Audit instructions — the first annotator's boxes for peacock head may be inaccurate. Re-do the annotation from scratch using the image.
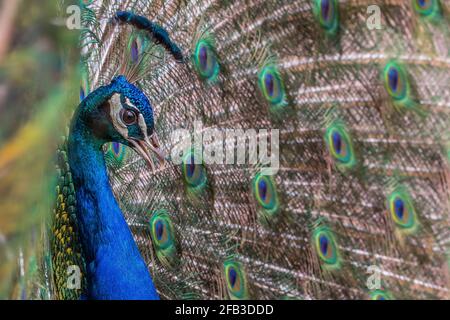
[87,75,165,170]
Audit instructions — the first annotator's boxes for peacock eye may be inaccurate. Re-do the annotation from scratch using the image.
[387,188,418,232]
[413,0,440,18]
[370,290,392,300]
[149,210,178,267]
[313,0,339,35]
[324,122,356,169]
[194,39,219,82]
[258,64,287,110]
[253,174,279,214]
[313,226,340,268]
[384,63,407,101]
[182,151,207,190]
[120,109,138,125]
[223,261,248,300]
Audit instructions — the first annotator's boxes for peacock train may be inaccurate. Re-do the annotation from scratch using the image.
[0,0,449,300]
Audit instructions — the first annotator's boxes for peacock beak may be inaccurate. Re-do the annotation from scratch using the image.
[128,133,166,171]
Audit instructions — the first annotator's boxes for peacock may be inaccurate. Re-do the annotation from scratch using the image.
[13,0,450,300]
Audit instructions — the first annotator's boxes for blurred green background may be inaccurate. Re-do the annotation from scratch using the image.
[0,0,80,298]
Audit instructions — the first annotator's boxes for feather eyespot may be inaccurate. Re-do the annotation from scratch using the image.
[182,151,207,190]
[193,39,220,82]
[131,39,139,63]
[370,290,393,300]
[151,217,172,249]
[413,0,441,18]
[382,61,422,112]
[223,261,248,300]
[313,0,339,35]
[108,142,126,162]
[325,122,356,169]
[127,32,148,64]
[384,62,409,102]
[112,142,121,155]
[252,173,279,217]
[313,227,339,267]
[258,65,287,110]
[387,188,418,232]
[149,210,177,267]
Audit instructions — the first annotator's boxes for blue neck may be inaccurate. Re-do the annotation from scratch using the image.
[67,84,159,300]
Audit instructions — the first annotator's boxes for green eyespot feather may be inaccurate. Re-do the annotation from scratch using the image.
[258,64,288,110]
[182,150,207,191]
[128,32,150,64]
[312,225,340,269]
[193,36,220,83]
[252,173,280,222]
[223,261,249,300]
[313,0,340,35]
[413,0,441,20]
[383,60,415,109]
[106,142,127,164]
[387,186,418,233]
[324,121,356,169]
[370,289,393,300]
[149,209,177,267]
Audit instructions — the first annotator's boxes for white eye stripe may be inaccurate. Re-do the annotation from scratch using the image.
[125,97,139,112]
[110,94,125,126]
[109,93,129,138]
[138,113,148,137]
